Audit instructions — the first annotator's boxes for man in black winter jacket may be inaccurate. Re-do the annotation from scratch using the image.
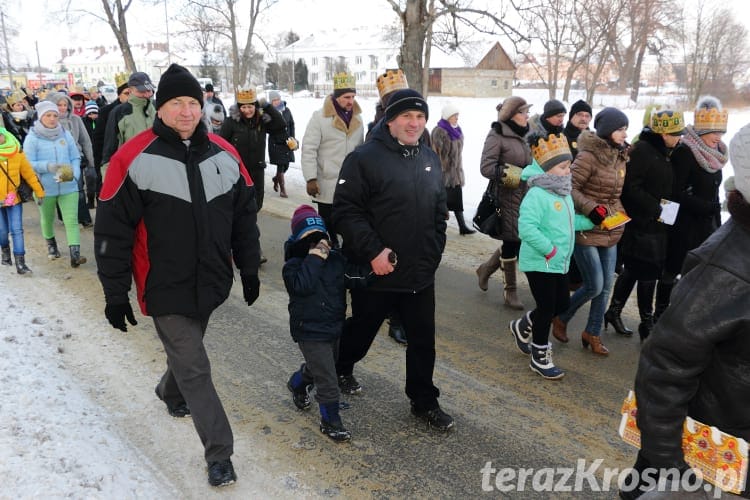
[94,64,260,488]
[332,88,454,432]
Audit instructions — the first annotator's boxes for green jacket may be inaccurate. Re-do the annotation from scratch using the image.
[518,160,594,274]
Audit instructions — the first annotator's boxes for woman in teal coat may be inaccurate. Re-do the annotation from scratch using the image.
[509,133,593,380]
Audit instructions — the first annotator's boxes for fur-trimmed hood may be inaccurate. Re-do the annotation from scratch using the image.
[322,95,363,136]
[577,130,629,165]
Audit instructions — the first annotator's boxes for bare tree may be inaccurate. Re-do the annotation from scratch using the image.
[61,0,138,72]
[680,1,750,104]
[607,0,678,102]
[182,0,278,91]
[386,0,528,95]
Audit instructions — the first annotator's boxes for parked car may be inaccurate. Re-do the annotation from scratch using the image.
[100,84,117,104]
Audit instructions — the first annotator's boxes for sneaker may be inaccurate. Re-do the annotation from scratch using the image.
[154,386,191,418]
[287,381,312,411]
[207,459,237,487]
[411,404,455,431]
[320,419,352,442]
[530,343,565,380]
[337,374,362,395]
[509,311,532,355]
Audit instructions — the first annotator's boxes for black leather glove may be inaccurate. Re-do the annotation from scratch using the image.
[105,302,138,332]
[241,274,260,306]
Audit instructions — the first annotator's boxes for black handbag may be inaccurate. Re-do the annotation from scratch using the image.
[473,166,503,239]
[0,161,34,203]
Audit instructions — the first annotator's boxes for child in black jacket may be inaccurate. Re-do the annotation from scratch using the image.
[282,205,368,442]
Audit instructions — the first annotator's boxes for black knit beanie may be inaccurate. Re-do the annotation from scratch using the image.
[155,63,204,110]
[384,89,429,122]
[569,99,592,119]
[594,107,629,139]
[541,99,566,120]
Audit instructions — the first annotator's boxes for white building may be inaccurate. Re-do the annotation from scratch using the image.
[276,27,400,96]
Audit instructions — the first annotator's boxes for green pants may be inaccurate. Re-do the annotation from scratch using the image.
[38,192,80,246]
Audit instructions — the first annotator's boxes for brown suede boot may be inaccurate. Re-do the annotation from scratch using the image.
[551,317,569,343]
[581,331,609,356]
[501,257,524,310]
[476,248,502,291]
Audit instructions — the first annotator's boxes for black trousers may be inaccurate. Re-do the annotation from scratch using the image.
[153,315,233,463]
[525,272,570,346]
[336,285,440,410]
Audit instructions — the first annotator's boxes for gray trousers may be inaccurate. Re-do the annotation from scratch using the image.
[153,315,233,463]
[298,339,340,404]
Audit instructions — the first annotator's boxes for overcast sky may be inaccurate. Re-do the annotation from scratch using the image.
[7,0,750,69]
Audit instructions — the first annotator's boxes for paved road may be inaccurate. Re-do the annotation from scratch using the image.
[20,186,658,499]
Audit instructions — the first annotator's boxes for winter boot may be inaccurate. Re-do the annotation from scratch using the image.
[69,245,87,268]
[501,258,524,310]
[46,238,61,259]
[605,268,636,336]
[337,374,362,395]
[14,255,31,275]
[319,402,351,442]
[530,343,564,380]
[287,365,312,410]
[476,249,502,291]
[637,280,657,342]
[654,278,675,323]
[388,314,407,345]
[581,331,609,355]
[278,171,288,198]
[1,246,11,266]
[455,211,475,235]
[509,310,532,354]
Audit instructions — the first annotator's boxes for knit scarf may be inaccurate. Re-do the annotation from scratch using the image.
[0,129,19,157]
[332,98,353,127]
[680,125,728,173]
[32,119,64,140]
[437,118,463,140]
[504,119,530,138]
[527,172,572,196]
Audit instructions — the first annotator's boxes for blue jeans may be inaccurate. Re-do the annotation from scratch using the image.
[558,244,617,336]
[0,204,25,255]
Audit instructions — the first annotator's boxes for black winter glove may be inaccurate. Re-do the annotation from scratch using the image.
[105,302,138,332]
[241,274,260,306]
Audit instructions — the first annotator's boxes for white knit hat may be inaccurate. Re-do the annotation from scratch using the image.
[729,123,750,200]
[441,102,460,121]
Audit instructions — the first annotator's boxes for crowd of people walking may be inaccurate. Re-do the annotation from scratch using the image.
[1,67,744,498]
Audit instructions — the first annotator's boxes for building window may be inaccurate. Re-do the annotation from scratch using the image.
[312,57,318,66]
[355,56,362,65]
[491,79,498,88]
[504,80,509,89]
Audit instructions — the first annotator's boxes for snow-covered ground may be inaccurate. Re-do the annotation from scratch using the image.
[1,89,748,496]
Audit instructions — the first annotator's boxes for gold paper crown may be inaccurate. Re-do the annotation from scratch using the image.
[236,88,257,104]
[376,69,408,99]
[651,110,685,135]
[114,72,128,88]
[694,107,728,133]
[531,133,572,169]
[333,72,356,91]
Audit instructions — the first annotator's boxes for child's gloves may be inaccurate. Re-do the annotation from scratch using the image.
[309,239,330,260]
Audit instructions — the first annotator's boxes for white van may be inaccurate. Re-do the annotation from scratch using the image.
[197,77,213,91]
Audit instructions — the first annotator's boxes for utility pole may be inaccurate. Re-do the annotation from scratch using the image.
[164,0,171,64]
[1,12,13,90]
[35,41,44,90]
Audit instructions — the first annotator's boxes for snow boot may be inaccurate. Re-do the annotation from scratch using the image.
[319,402,351,442]
[509,310,532,354]
[530,343,564,380]
[15,255,31,275]
[69,245,87,268]
[476,248,501,291]
[46,238,61,259]
[1,246,11,266]
[286,364,312,410]
[637,280,657,342]
[501,257,524,310]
